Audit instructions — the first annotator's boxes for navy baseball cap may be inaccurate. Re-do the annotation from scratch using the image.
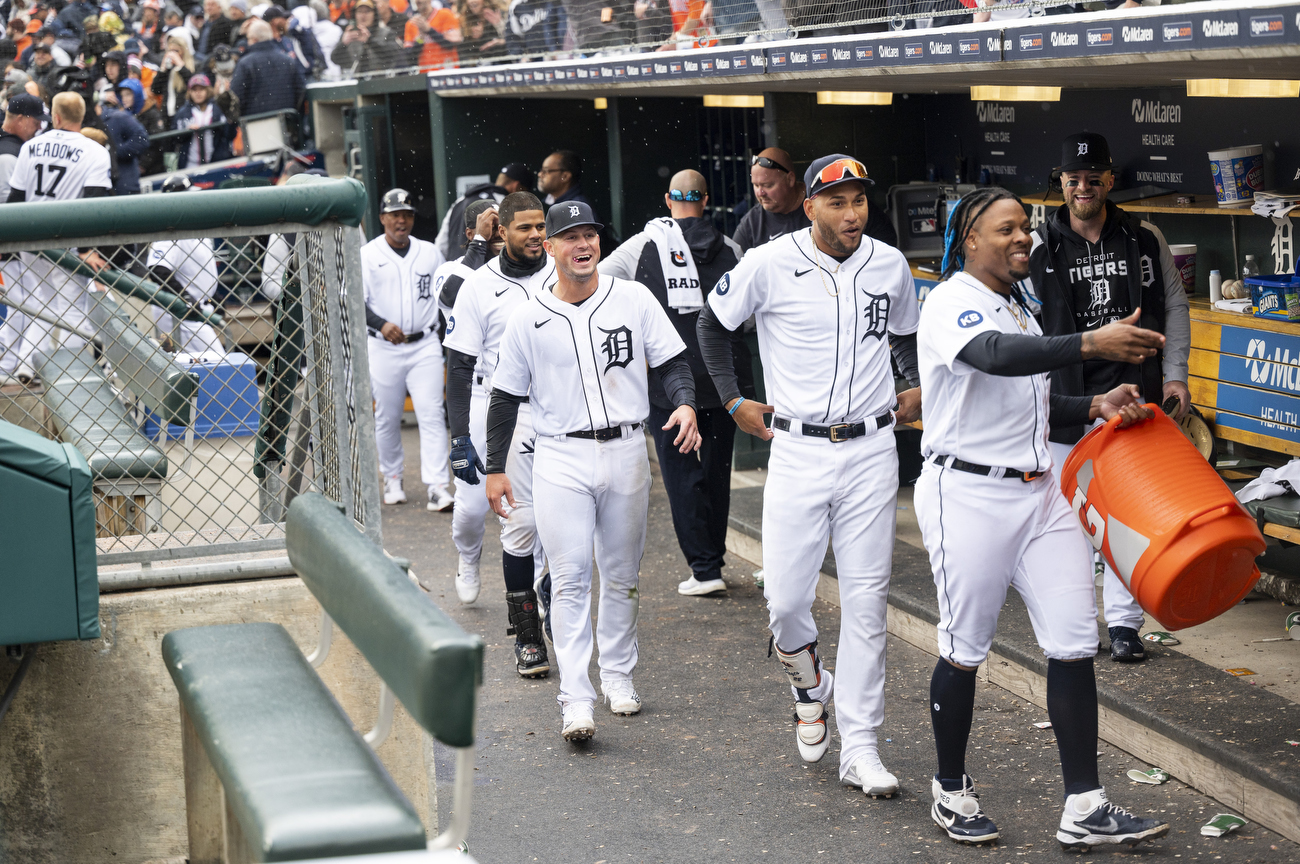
[499,161,533,186]
[7,94,48,121]
[545,200,602,236]
[804,153,874,197]
[1058,132,1113,173]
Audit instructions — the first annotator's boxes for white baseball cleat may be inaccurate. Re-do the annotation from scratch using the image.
[454,554,480,604]
[794,697,831,763]
[678,576,727,596]
[1056,788,1169,850]
[561,702,596,742]
[382,476,406,505]
[602,678,642,715]
[844,749,899,799]
[427,486,454,512]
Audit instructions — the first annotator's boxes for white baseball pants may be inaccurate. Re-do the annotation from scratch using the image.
[453,387,543,564]
[0,258,28,376]
[150,307,224,356]
[1049,440,1146,631]
[5,253,92,373]
[369,335,450,493]
[914,461,1100,669]
[532,431,650,709]
[761,423,898,781]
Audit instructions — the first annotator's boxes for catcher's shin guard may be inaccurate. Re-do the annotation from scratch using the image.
[774,641,831,763]
[506,590,550,678]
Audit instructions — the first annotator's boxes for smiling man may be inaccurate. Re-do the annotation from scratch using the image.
[697,154,921,799]
[484,201,701,742]
[1023,132,1190,664]
[442,192,555,679]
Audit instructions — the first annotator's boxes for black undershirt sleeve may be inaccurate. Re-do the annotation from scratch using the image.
[364,303,387,332]
[955,330,1083,377]
[485,387,526,474]
[890,331,920,388]
[147,266,184,298]
[696,303,743,406]
[6,188,24,203]
[82,186,111,198]
[1049,393,1095,427]
[651,350,696,409]
[461,238,488,270]
[439,240,489,309]
[446,349,476,439]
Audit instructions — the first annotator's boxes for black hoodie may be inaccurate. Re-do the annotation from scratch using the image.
[1030,200,1169,445]
[600,216,755,410]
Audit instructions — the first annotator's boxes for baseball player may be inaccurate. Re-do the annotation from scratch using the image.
[4,92,113,382]
[362,188,453,511]
[1028,132,1190,664]
[443,191,555,678]
[915,186,1169,849]
[484,200,701,742]
[144,174,224,356]
[434,199,507,328]
[697,154,921,798]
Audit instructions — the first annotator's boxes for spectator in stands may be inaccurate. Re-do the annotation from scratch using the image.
[27,43,62,95]
[151,29,197,125]
[880,0,971,30]
[7,19,31,61]
[405,0,461,70]
[227,0,249,38]
[197,0,236,59]
[229,19,306,116]
[97,11,129,50]
[134,0,164,52]
[57,0,96,39]
[24,28,71,68]
[123,75,170,176]
[562,0,632,52]
[0,39,17,72]
[99,49,127,87]
[83,15,118,62]
[332,0,403,73]
[329,0,356,23]
[163,5,188,38]
[172,73,234,167]
[455,0,507,62]
[265,4,323,73]
[504,0,565,56]
[96,85,150,194]
[375,0,409,33]
[298,2,344,79]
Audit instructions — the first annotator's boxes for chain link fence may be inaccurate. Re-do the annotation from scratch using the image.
[0,178,381,567]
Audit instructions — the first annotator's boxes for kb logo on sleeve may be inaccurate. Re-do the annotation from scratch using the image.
[599,325,635,372]
[957,310,983,328]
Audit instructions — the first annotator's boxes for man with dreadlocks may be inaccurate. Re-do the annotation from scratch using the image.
[914,186,1172,850]
[1027,132,1191,665]
[698,154,921,799]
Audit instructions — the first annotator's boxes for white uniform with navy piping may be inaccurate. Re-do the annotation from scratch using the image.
[914,271,1100,669]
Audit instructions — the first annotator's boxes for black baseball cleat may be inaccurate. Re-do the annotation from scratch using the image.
[1109,626,1146,663]
[1057,788,1170,850]
[515,641,550,678]
[931,775,1000,844]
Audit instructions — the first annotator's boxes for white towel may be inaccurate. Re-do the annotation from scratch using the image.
[644,218,704,314]
[1237,458,1300,503]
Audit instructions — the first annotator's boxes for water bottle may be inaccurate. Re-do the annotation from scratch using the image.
[1242,255,1260,279]
[1209,270,1222,302]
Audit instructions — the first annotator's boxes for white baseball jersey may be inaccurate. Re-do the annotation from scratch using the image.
[917,271,1052,473]
[493,275,687,436]
[8,129,112,199]
[361,235,442,334]
[707,229,919,425]
[433,255,476,318]
[443,255,556,381]
[147,237,219,304]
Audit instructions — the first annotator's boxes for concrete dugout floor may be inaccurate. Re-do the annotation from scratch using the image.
[382,428,1297,863]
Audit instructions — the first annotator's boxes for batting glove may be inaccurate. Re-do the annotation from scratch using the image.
[449,436,486,485]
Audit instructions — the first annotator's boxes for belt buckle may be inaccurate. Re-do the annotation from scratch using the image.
[1022,471,1037,483]
[828,423,852,443]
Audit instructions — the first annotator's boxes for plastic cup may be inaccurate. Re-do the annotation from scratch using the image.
[1169,244,1197,294]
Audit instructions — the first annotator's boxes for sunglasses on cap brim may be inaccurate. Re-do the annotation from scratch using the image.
[813,158,868,187]
[669,189,704,202]
[751,155,790,174]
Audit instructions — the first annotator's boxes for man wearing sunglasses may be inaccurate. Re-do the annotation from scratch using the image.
[599,169,756,598]
[698,153,922,799]
[1025,132,1190,665]
[734,147,898,255]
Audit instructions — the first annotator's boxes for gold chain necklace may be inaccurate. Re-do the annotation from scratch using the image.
[811,239,843,298]
[982,285,1028,332]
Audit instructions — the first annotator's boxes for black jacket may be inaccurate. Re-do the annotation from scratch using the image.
[1031,201,1168,445]
[228,40,307,117]
[600,216,755,410]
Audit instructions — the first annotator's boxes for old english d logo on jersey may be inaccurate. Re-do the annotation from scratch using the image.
[599,325,635,372]
[861,292,889,341]
[417,273,432,300]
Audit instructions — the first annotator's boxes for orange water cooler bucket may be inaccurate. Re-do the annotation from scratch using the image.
[1059,407,1265,631]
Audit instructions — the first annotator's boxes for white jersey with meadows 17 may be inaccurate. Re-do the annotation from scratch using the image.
[706,228,918,425]
[917,271,1052,474]
[7,129,112,200]
[492,275,687,437]
[443,255,556,383]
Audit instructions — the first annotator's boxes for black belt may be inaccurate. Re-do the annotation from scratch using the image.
[772,412,891,443]
[368,324,436,343]
[566,422,640,442]
[932,455,1044,482]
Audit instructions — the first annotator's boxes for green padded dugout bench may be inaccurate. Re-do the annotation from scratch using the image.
[0,418,99,644]
[162,493,484,862]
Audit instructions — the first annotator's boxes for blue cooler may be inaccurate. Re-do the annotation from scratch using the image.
[143,352,261,440]
[1249,262,1300,322]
